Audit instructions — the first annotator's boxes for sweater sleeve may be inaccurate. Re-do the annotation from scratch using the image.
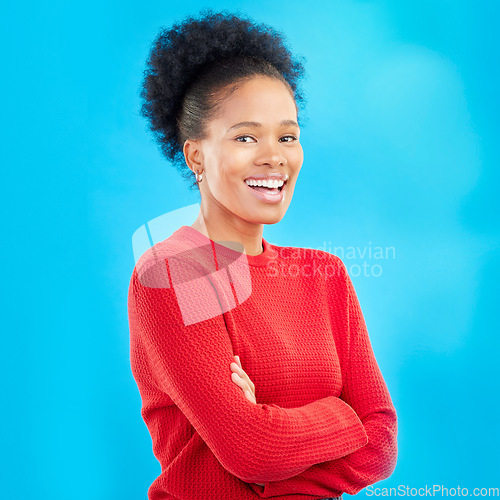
[129,257,369,484]
[250,257,398,497]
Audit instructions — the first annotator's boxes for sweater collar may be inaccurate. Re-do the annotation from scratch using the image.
[174,225,278,267]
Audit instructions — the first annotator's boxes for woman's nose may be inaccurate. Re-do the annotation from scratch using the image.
[256,141,287,166]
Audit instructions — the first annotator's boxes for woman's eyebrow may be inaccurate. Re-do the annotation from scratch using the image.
[227,119,299,132]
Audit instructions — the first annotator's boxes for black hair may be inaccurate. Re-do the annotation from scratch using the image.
[139,9,307,191]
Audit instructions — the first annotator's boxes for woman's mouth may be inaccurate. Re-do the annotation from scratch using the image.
[243,179,287,204]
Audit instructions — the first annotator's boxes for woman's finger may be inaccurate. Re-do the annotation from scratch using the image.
[231,358,257,403]
[234,357,255,392]
[245,389,256,404]
[232,374,255,403]
[230,362,254,392]
[231,368,256,402]
[231,371,251,393]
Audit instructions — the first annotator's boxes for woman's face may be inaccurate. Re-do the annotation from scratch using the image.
[185,75,303,228]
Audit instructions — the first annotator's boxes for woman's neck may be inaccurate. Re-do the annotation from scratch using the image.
[190,217,264,256]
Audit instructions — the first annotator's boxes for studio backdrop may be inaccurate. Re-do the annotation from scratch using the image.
[1,1,498,499]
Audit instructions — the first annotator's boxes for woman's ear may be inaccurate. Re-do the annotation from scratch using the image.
[183,139,203,174]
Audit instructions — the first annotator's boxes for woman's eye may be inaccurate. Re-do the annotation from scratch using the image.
[280,135,298,143]
[235,136,256,143]
[235,135,298,143]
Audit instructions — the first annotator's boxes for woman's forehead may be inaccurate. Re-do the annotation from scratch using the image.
[209,77,298,129]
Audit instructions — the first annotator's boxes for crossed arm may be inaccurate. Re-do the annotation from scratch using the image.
[228,258,398,496]
[130,254,397,492]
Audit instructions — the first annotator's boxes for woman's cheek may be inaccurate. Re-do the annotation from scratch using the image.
[288,145,304,170]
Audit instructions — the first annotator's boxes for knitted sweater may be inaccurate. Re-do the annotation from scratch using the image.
[128,225,398,500]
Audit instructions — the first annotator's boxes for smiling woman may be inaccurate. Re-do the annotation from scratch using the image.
[183,75,303,226]
[129,8,397,500]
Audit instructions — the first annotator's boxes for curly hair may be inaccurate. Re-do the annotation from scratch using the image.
[139,9,307,191]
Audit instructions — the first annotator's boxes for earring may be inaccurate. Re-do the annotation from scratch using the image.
[195,169,203,183]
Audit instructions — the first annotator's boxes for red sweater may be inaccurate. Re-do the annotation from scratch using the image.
[128,225,397,500]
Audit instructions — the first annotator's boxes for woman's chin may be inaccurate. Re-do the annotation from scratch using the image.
[241,210,288,226]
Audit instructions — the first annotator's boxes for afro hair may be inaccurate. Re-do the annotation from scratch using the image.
[139,9,307,190]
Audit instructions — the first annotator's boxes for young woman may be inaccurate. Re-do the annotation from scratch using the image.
[128,10,398,500]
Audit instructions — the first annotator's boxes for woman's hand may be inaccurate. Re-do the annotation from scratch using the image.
[230,355,265,487]
[230,355,257,404]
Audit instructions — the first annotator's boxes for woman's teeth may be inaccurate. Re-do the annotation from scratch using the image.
[243,177,287,202]
[245,179,284,189]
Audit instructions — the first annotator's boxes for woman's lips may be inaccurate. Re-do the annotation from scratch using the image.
[243,180,287,204]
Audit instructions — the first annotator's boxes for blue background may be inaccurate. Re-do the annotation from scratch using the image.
[2,1,499,498]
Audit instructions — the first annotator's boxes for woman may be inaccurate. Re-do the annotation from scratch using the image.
[128,9,398,500]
